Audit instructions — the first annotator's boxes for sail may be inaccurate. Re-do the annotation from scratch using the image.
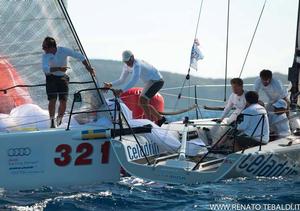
[0,0,111,124]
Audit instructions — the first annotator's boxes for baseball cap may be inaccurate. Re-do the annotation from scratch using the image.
[273,99,287,109]
[122,50,133,62]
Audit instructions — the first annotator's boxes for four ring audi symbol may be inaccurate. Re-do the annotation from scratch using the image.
[7,147,31,157]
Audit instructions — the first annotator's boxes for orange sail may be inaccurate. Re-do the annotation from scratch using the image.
[0,58,32,114]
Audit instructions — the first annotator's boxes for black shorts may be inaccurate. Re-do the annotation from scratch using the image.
[141,79,164,100]
[46,75,69,101]
[236,134,265,148]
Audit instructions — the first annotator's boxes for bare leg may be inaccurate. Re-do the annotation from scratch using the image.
[48,99,56,119]
[138,96,162,120]
[58,99,67,118]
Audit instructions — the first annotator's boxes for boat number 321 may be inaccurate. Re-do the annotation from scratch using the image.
[54,142,110,166]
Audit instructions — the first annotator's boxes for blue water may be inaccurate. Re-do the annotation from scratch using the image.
[0,176,299,210]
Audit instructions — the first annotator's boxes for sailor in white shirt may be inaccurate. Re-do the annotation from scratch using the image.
[268,99,291,138]
[42,37,95,128]
[254,69,288,109]
[236,91,269,150]
[220,78,246,124]
[104,50,166,126]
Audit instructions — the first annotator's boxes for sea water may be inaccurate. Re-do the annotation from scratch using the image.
[0,176,299,210]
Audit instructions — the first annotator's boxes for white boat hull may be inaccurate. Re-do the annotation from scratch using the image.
[0,128,121,189]
[111,136,300,184]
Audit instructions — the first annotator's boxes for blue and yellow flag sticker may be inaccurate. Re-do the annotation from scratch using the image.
[81,129,108,140]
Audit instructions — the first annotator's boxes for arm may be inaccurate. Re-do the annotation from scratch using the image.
[221,94,234,119]
[203,106,225,111]
[111,67,129,87]
[237,113,249,132]
[276,79,288,99]
[50,67,68,72]
[42,55,50,75]
[121,64,141,91]
[62,47,95,75]
[63,47,85,62]
[42,54,68,74]
[82,60,95,76]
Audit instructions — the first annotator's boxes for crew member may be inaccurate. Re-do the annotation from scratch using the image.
[104,50,166,126]
[42,37,95,128]
[236,91,270,150]
[268,99,290,139]
[254,69,288,110]
[219,78,246,124]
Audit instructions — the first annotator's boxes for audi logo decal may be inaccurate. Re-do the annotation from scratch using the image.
[7,147,31,157]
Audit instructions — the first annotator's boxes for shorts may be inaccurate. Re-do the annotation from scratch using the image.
[141,79,164,100]
[235,134,266,148]
[46,74,69,101]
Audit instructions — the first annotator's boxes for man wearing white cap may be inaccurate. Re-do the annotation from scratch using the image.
[268,99,291,139]
[104,50,166,126]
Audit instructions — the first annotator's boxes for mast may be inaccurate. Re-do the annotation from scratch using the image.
[296,0,300,50]
[224,0,230,102]
[288,0,300,108]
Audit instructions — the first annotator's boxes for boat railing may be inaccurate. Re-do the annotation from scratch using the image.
[192,113,266,170]
[234,113,266,152]
[66,87,152,164]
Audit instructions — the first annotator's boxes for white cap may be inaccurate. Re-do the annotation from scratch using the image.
[122,50,133,62]
[273,99,287,109]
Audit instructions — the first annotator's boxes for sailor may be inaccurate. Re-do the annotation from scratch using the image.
[268,99,291,139]
[204,78,246,145]
[42,37,95,128]
[254,69,288,110]
[218,78,246,124]
[236,91,270,150]
[104,50,166,126]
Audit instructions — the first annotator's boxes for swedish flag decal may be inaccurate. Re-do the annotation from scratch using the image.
[81,129,107,140]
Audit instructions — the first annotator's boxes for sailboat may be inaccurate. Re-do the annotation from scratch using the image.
[0,0,138,189]
[110,1,300,184]
[0,0,299,189]
[0,0,190,190]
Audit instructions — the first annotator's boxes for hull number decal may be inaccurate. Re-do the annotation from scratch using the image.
[54,142,110,166]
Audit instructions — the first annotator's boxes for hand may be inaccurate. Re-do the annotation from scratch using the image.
[87,66,96,77]
[212,118,223,123]
[60,67,68,72]
[104,82,112,89]
[203,105,208,109]
[50,67,68,72]
[114,89,123,97]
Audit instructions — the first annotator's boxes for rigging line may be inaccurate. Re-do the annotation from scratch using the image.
[238,0,267,78]
[194,85,199,119]
[149,0,205,137]
[57,0,105,105]
[176,0,204,101]
[188,78,191,117]
[224,0,230,102]
[160,91,225,103]
[161,83,255,91]
[193,0,204,39]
